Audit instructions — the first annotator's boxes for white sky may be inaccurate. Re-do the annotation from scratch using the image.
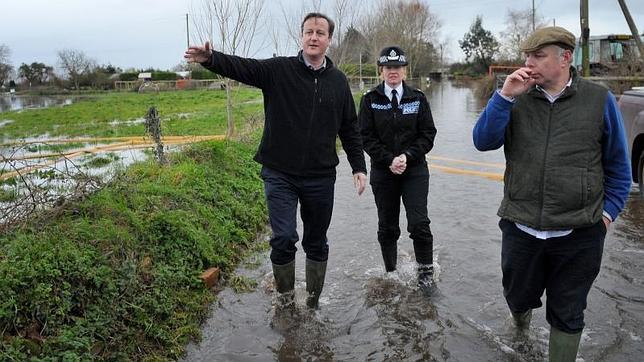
[1,0,643,72]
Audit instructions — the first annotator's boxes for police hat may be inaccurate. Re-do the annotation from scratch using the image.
[520,26,576,52]
[377,46,408,66]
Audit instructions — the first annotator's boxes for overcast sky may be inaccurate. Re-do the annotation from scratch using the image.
[2,0,643,72]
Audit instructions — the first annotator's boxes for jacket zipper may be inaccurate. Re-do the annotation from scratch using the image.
[301,77,318,169]
[538,102,554,227]
[393,95,399,154]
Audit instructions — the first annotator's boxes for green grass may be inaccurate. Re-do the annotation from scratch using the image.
[0,88,264,139]
[0,139,268,360]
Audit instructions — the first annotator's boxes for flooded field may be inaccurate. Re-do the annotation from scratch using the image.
[0,94,76,113]
[182,80,643,361]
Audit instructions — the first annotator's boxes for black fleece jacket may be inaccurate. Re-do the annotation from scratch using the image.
[201,50,366,177]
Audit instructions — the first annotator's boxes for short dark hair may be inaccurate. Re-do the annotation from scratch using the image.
[301,12,335,37]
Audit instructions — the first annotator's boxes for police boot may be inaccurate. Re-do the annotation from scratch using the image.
[511,309,532,330]
[548,327,582,362]
[272,260,295,307]
[305,258,327,309]
[417,263,436,295]
[380,244,397,272]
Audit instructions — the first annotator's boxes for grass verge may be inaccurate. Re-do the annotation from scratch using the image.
[0,138,268,360]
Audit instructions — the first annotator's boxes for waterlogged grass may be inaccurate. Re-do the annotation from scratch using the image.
[24,142,87,153]
[82,153,120,168]
[0,88,264,139]
[0,139,268,360]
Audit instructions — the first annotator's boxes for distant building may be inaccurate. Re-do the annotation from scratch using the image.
[138,72,152,81]
[573,34,644,75]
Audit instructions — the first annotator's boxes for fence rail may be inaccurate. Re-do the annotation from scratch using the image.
[114,79,227,91]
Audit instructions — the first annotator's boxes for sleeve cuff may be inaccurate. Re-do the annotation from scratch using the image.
[496,90,516,103]
[602,210,613,222]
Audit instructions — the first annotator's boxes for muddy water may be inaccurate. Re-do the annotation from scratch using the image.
[183,81,644,361]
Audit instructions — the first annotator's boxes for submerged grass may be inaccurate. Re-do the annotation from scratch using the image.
[0,139,268,360]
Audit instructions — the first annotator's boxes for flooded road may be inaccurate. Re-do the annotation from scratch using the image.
[183,81,643,361]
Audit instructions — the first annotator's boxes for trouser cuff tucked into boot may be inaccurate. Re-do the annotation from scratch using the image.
[305,258,327,309]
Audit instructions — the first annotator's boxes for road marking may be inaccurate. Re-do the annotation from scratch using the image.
[430,164,504,181]
[429,155,505,169]
[426,155,505,181]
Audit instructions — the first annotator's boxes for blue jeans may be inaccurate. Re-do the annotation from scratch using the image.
[261,166,336,265]
[499,218,606,333]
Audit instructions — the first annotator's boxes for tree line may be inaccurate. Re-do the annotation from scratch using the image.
[0,0,543,92]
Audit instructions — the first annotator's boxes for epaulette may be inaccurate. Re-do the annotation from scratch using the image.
[413,88,425,95]
[363,88,377,96]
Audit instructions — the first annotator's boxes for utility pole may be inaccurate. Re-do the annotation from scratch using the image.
[532,0,535,31]
[617,0,644,62]
[580,0,590,77]
[186,13,190,48]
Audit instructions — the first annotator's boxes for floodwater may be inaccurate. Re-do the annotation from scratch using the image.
[0,94,74,113]
[183,81,644,361]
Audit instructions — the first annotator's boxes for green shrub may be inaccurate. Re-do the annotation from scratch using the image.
[191,70,219,80]
[0,139,267,360]
[152,72,178,81]
[119,73,138,81]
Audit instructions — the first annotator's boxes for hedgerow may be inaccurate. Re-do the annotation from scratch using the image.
[0,139,267,360]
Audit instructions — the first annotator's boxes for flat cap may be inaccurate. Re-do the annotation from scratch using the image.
[520,26,576,52]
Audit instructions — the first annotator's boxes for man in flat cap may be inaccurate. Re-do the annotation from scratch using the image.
[473,26,631,361]
[359,46,437,293]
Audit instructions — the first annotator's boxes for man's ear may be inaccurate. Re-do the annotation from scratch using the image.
[563,49,573,63]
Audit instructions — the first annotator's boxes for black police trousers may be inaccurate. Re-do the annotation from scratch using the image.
[370,163,433,265]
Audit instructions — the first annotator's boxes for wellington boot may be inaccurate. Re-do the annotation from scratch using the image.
[272,261,295,308]
[548,327,582,362]
[417,264,436,296]
[511,309,532,330]
[305,258,327,309]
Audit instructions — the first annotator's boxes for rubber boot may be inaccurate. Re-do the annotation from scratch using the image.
[511,309,532,330]
[272,260,295,307]
[380,244,397,272]
[305,258,327,309]
[417,263,436,295]
[548,327,582,362]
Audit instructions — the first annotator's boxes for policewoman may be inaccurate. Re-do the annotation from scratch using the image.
[358,46,437,290]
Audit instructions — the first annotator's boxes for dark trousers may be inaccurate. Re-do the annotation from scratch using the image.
[261,166,336,265]
[499,218,606,333]
[370,164,433,265]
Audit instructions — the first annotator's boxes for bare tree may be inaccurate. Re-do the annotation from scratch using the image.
[0,44,13,88]
[499,8,546,62]
[278,0,322,53]
[191,0,265,137]
[359,0,441,77]
[57,49,94,90]
[328,0,358,66]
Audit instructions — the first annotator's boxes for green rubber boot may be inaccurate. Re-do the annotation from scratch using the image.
[272,260,295,307]
[305,258,327,309]
[548,327,582,362]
